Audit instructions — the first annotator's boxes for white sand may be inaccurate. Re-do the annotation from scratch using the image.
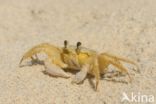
[0,0,156,104]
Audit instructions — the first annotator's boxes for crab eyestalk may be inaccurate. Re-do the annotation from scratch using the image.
[76,42,81,54]
[64,40,68,48]
[63,40,69,53]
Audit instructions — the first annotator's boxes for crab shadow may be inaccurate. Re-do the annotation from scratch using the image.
[86,72,128,91]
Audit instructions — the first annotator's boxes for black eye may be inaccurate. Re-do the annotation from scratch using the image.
[77,42,81,48]
[64,40,68,48]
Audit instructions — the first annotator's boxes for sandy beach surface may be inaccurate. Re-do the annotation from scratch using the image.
[0,0,156,104]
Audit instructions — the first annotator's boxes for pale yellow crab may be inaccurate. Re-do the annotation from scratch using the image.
[19,40,139,90]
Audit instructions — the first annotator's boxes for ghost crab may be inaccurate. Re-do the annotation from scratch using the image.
[19,40,139,90]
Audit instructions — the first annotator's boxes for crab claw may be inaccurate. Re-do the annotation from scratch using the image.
[72,64,89,84]
[44,59,70,78]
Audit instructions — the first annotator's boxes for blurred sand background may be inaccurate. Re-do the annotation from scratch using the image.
[0,0,156,104]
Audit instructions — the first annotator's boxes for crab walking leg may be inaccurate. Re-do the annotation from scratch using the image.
[44,59,70,78]
[72,64,89,84]
[98,55,110,74]
[100,53,140,72]
[109,60,132,82]
[92,59,100,90]
[19,43,67,68]
[19,43,50,65]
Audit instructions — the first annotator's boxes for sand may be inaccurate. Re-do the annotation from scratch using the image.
[0,0,156,104]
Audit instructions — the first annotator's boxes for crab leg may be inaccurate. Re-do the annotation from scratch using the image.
[92,59,100,90]
[100,53,140,72]
[19,43,67,68]
[98,53,140,82]
[109,60,132,82]
[19,43,51,65]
